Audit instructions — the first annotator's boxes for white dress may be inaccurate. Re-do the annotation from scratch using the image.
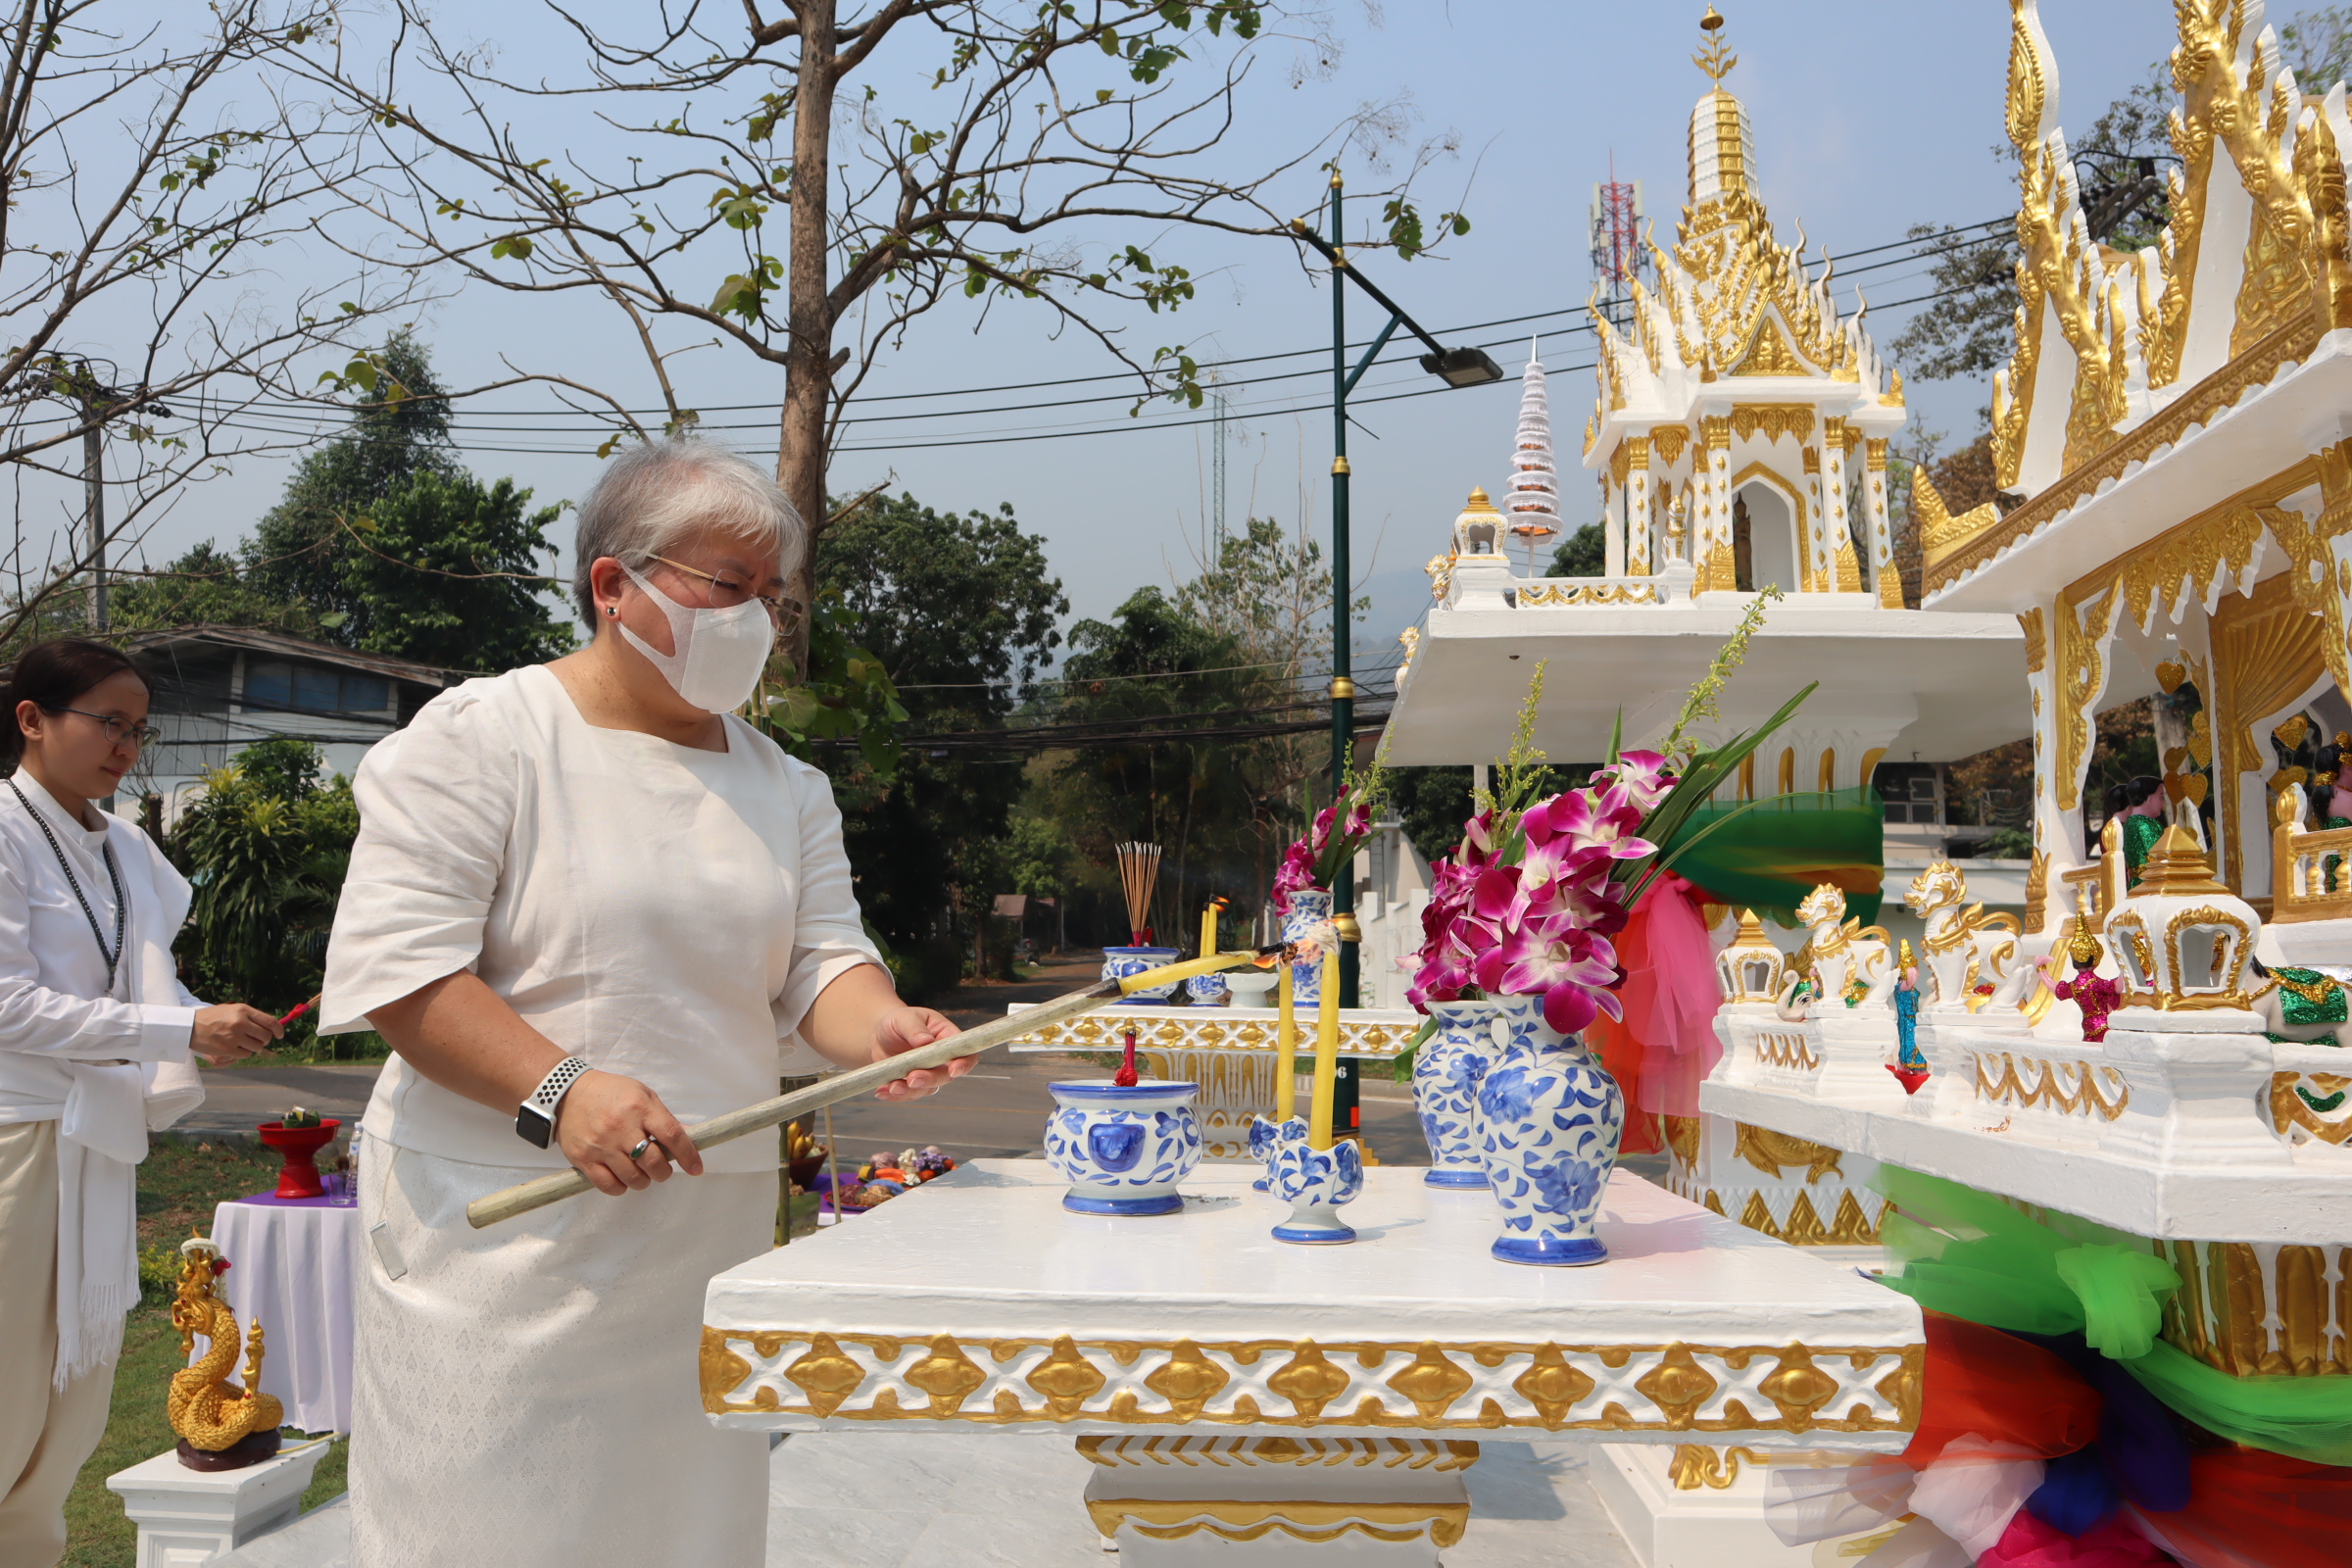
[320,666,881,1568]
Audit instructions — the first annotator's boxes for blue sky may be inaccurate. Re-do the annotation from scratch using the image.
[91,0,2178,687]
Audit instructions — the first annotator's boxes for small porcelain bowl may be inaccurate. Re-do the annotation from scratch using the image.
[1101,946,1183,1003]
[1266,1116,1364,1245]
[1044,1080,1202,1215]
[1225,969,1279,1007]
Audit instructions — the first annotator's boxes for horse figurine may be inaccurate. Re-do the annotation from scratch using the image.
[1791,884,1895,1008]
[1904,860,2031,1014]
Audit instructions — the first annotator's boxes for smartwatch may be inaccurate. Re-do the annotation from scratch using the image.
[515,1055,592,1149]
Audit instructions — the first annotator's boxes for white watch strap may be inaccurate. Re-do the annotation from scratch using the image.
[527,1055,592,1117]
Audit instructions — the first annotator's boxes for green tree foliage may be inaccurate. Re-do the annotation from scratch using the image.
[1387,765,1477,865]
[108,542,322,638]
[799,492,1066,995]
[1546,522,1605,578]
[171,739,366,1059]
[337,470,573,670]
[1044,587,1272,943]
[246,329,458,622]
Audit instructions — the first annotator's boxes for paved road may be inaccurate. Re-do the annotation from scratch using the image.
[177,954,1434,1167]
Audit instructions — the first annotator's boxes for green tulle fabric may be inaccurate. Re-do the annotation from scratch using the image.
[1875,1166,2352,1465]
[1665,785,1886,929]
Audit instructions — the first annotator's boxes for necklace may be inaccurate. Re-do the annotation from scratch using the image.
[8,778,126,993]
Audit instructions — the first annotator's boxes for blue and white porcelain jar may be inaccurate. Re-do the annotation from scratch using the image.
[1477,993,1624,1266]
[1044,1080,1202,1215]
[1413,999,1499,1188]
[1264,1116,1363,1245]
[1186,968,1231,1006]
[1247,1113,1281,1192]
[1281,888,1334,1004]
[1101,945,1182,1003]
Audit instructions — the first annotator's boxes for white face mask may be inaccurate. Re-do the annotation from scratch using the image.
[614,562,775,714]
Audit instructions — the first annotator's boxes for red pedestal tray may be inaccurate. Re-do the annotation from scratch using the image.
[257,1119,341,1200]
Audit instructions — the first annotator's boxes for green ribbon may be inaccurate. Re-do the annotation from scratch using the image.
[1876,1166,2352,1466]
[1664,785,1886,929]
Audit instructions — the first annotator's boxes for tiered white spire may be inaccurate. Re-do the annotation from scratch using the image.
[1502,339,1560,571]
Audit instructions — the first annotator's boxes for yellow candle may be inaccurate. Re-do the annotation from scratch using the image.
[1275,961,1298,1122]
[1308,950,1341,1149]
[1201,904,1218,959]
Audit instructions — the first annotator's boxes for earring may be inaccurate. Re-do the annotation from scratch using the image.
[606,606,617,616]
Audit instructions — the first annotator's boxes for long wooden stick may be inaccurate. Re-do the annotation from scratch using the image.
[465,949,1267,1229]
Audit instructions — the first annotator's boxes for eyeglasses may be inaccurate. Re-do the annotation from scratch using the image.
[45,706,160,749]
[646,555,806,637]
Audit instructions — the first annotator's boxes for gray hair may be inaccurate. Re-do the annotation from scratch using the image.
[571,438,806,623]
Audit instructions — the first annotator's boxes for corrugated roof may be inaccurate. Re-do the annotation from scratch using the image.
[120,625,460,688]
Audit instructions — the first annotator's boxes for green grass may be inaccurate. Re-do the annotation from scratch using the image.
[65,1134,349,1568]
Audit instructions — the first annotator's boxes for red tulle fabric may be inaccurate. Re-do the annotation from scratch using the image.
[1983,1512,2169,1567]
[1612,873,1723,1116]
[1907,1312,2103,1466]
[2129,1448,2352,1568]
[1581,1013,1661,1153]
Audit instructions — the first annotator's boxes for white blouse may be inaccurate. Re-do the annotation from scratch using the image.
[0,771,201,1127]
[320,665,882,1173]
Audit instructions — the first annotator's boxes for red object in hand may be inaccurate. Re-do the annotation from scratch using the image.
[1113,1027,1140,1088]
[276,993,321,1027]
[257,1118,341,1200]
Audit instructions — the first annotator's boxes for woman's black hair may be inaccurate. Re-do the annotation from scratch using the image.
[1,638,145,770]
[2308,738,2352,822]
[2102,775,2163,819]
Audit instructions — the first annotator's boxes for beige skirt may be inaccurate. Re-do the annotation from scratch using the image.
[350,1132,776,1568]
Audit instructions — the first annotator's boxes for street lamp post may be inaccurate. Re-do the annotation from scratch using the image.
[1293,170,1502,1137]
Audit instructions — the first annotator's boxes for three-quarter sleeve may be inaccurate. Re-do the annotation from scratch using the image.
[0,839,190,1060]
[320,686,518,1034]
[770,759,883,1038]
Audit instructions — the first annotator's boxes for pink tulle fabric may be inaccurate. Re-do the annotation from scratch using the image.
[1980,1512,2170,1568]
[1612,872,1723,1114]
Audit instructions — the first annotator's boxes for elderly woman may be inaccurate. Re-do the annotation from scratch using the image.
[319,441,966,1566]
[0,639,278,1567]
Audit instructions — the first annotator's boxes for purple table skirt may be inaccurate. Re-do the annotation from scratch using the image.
[228,1181,357,1208]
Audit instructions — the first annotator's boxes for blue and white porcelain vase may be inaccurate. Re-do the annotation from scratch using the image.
[1101,945,1182,1003]
[1413,999,1499,1189]
[1044,1080,1202,1215]
[1247,1113,1281,1192]
[1186,968,1231,1006]
[1265,1116,1363,1245]
[1281,888,1334,1004]
[1477,993,1623,1266]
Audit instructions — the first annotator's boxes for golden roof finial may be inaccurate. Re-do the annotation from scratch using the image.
[1694,7,1737,83]
[1464,485,1496,511]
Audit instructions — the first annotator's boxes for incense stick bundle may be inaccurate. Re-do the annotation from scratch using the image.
[1114,841,1162,946]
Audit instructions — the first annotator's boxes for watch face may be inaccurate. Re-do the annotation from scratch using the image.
[515,1104,554,1149]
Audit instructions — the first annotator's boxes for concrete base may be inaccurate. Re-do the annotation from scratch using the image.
[107,1441,328,1567]
[1588,1445,1839,1568]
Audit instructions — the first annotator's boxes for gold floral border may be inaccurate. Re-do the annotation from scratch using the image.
[701,1329,1924,1437]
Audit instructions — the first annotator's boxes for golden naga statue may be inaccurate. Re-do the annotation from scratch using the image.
[169,1237,283,1468]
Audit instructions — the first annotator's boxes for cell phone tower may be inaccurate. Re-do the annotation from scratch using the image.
[1590,165,1648,336]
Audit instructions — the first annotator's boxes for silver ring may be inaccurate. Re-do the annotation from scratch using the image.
[628,1137,655,1161]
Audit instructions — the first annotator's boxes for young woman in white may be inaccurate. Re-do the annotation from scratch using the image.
[320,440,969,1567]
[0,639,280,1568]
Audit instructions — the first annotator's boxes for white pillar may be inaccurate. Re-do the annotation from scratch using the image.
[1697,416,1732,592]
[1864,437,1900,606]
[1820,418,1853,592]
[108,1443,330,1568]
[1626,437,1653,576]
[1603,470,1626,578]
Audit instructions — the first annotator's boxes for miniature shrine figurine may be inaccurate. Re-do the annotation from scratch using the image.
[2300,732,2352,886]
[169,1238,283,1470]
[2250,956,2352,1048]
[2105,776,2167,886]
[2041,927,2121,1043]
[1773,973,1815,1022]
[1886,941,1930,1094]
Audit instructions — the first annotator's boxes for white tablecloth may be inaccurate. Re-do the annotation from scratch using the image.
[201,1194,361,1434]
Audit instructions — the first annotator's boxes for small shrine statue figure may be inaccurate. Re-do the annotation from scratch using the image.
[2105,776,2168,886]
[2041,927,2121,1044]
[169,1237,283,1470]
[2301,731,2352,887]
[1886,941,1929,1094]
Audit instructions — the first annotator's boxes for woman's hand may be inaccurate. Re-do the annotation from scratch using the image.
[192,1004,283,1065]
[557,1069,705,1195]
[870,1005,970,1102]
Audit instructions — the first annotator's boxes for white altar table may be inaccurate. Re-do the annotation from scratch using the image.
[702,1159,1921,1563]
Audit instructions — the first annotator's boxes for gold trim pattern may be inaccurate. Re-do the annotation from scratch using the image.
[1734,1122,1843,1183]
[1731,404,1814,444]
[1974,1052,2130,1121]
[1515,581,1664,608]
[2018,607,2047,673]
[1651,424,1690,468]
[1008,1010,1408,1059]
[1086,1495,1468,1547]
[1078,1436,1480,1470]
[2159,1237,2352,1378]
[701,1330,1925,1435]
[2270,1071,2352,1147]
[1751,1029,1818,1071]
[2052,584,2120,812]
[1936,312,2321,595]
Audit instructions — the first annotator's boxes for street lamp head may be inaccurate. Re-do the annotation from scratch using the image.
[1419,346,1506,389]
